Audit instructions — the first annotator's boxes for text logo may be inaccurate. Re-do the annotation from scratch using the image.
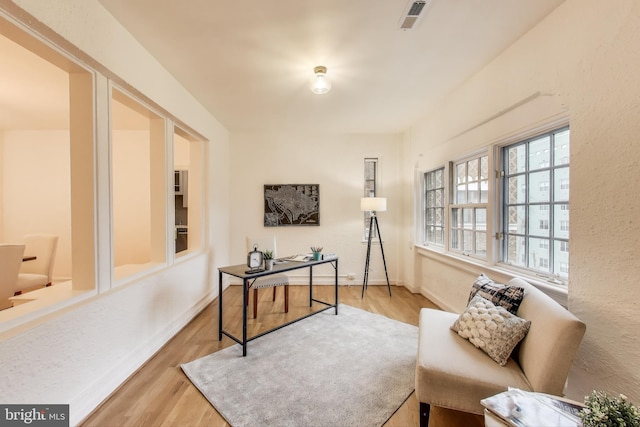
[1,405,69,427]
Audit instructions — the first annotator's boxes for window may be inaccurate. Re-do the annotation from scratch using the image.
[363,158,378,240]
[424,167,445,246]
[450,155,489,258]
[501,127,570,279]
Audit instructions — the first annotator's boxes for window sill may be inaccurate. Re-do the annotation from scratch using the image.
[414,244,568,307]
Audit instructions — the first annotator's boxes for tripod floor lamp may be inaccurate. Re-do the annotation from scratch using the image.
[361,197,391,298]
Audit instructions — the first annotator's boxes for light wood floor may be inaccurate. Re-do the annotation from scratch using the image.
[80,285,484,427]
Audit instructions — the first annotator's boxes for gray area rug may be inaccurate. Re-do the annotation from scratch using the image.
[181,304,418,427]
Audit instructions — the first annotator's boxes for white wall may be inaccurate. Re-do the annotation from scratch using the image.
[402,0,640,404]
[0,1,230,425]
[230,131,401,286]
[2,130,72,278]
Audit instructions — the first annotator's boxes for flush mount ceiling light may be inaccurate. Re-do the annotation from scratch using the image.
[310,65,332,95]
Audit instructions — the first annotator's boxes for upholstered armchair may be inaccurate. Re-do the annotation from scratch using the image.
[415,277,586,427]
[0,244,25,309]
[15,234,58,293]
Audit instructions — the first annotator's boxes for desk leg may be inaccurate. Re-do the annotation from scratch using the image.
[242,278,248,356]
[309,265,313,307]
[218,270,223,340]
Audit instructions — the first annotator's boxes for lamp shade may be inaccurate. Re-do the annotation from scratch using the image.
[361,197,387,212]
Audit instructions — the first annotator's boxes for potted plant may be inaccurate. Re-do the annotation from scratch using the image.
[263,250,275,270]
[311,246,323,261]
[579,390,640,427]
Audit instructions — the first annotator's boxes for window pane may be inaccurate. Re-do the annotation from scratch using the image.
[554,204,570,239]
[435,207,443,226]
[475,231,487,256]
[463,230,474,252]
[451,229,461,250]
[554,240,569,279]
[468,158,478,182]
[507,144,526,174]
[475,208,487,231]
[529,136,550,170]
[529,171,550,203]
[480,156,489,180]
[554,166,569,202]
[456,184,467,204]
[468,181,479,203]
[456,163,466,184]
[462,208,473,230]
[508,206,526,235]
[435,168,443,187]
[480,179,489,203]
[506,235,526,267]
[554,129,570,166]
[529,237,550,272]
[451,208,461,228]
[529,205,550,237]
[435,189,443,206]
[508,175,526,204]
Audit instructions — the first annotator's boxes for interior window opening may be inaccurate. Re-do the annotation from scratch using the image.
[0,15,96,323]
[111,88,166,282]
[173,127,204,256]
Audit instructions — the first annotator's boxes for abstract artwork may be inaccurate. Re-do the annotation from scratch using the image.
[264,184,320,226]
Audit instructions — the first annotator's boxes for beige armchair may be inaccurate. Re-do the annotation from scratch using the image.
[415,278,586,427]
[15,234,58,293]
[0,244,25,309]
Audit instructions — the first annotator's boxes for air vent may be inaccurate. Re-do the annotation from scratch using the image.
[399,0,431,30]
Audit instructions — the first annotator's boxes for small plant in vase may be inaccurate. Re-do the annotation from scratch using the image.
[262,250,274,270]
[579,390,640,427]
[311,246,323,261]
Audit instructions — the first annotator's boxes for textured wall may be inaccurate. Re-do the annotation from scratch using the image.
[403,0,640,404]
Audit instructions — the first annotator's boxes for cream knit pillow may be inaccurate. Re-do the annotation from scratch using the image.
[451,295,531,366]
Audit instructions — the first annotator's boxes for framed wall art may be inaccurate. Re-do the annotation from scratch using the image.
[264,184,320,226]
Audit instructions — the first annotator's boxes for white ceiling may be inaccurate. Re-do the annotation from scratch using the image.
[0,0,565,134]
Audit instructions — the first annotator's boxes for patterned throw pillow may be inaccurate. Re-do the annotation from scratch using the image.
[451,295,531,366]
[468,273,525,315]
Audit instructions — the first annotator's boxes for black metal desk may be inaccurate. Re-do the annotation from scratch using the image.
[218,256,339,356]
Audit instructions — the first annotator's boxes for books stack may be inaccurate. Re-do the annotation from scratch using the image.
[481,388,584,427]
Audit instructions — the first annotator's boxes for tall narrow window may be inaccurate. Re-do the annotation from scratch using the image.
[450,155,489,258]
[501,127,570,280]
[363,158,378,240]
[424,167,445,246]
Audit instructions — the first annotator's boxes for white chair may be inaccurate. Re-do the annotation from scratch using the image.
[15,234,58,293]
[0,244,26,309]
[246,236,289,319]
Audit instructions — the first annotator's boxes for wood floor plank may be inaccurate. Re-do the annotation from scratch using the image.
[80,285,483,427]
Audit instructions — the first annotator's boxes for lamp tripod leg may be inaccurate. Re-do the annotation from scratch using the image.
[374,216,392,297]
[362,215,374,299]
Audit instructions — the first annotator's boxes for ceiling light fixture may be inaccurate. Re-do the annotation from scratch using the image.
[310,65,331,95]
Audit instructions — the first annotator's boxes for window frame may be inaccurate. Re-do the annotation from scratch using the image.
[363,157,379,241]
[423,167,446,247]
[449,154,490,260]
[499,126,570,282]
